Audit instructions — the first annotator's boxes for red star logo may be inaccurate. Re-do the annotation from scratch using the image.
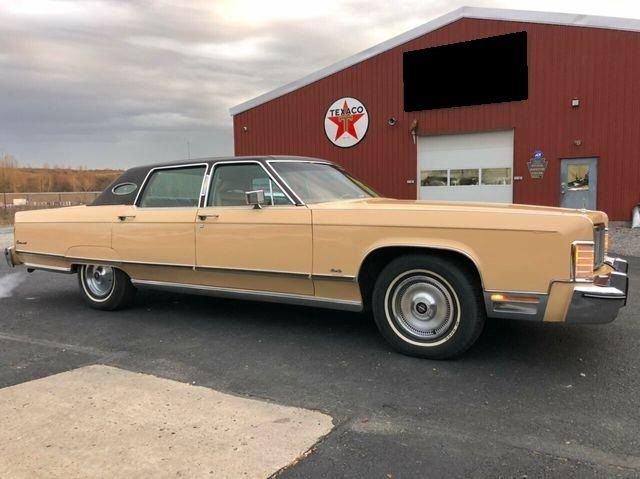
[328,100,365,141]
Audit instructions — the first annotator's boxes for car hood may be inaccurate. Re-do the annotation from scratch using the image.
[311,198,608,225]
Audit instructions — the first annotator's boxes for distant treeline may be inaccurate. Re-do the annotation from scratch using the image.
[0,154,122,193]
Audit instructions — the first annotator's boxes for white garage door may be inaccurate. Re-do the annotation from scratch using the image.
[418,130,514,203]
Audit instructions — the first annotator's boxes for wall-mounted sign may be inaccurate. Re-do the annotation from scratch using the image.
[527,150,548,179]
[324,97,369,148]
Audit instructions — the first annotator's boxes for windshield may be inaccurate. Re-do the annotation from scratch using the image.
[271,162,378,204]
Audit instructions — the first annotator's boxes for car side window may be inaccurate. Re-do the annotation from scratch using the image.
[139,166,206,208]
[208,163,292,207]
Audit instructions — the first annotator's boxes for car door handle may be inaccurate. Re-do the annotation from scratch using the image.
[118,215,136,221]
[198,214,219,221]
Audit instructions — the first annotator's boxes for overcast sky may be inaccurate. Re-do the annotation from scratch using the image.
[1,0,639,169]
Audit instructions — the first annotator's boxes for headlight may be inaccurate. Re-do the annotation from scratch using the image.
[572,241,594,280]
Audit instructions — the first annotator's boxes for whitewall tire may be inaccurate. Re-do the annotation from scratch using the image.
[372,254,485,359]
[78,264,136,311]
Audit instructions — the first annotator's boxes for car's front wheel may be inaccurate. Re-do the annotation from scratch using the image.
[372,254,485,359]
[78,264,136,310]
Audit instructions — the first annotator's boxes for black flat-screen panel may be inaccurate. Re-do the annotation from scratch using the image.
[403,31,528,112]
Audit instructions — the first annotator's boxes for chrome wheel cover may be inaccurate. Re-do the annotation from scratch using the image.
[82,265,115,300]
[386,270,460,344]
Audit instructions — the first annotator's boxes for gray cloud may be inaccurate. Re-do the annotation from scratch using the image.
[0,0,638,168]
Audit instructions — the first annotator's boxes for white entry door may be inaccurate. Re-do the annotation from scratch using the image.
[418,130,514,203]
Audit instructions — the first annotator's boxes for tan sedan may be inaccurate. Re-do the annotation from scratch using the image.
[4,156,629,358]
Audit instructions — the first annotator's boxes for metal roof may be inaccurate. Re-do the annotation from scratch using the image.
[229,6,640,116]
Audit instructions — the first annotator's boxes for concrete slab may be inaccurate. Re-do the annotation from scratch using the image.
[0,365,333,478]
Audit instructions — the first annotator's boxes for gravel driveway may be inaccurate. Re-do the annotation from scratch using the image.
[609,224,640,257]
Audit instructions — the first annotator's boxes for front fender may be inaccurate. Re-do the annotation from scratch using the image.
[357,240,485,288]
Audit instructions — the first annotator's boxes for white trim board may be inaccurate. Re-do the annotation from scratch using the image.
[230,6,640,116]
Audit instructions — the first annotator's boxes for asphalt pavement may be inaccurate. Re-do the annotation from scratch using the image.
[1,256,639,478]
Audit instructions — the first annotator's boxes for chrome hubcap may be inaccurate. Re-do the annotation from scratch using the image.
[390,273,456,340]
[83,265,114,298]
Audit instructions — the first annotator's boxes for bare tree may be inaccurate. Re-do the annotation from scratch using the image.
[0,153,18,169]
[0,153,18,192]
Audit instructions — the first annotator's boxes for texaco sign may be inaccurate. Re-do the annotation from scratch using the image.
[324,97,369,148]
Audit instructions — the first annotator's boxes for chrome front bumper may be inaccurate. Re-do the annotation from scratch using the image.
[4,247,15,268]
[566,258,629,324]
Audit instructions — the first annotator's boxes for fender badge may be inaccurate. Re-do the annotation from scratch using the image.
[16,241,27,246]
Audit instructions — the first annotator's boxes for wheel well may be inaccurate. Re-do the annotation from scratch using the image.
[358,246,483,311]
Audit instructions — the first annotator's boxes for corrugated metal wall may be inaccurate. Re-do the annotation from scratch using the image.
[233,18,640,220]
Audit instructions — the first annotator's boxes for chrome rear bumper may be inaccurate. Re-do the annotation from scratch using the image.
[4,247,15,268]
[566,258,629,324]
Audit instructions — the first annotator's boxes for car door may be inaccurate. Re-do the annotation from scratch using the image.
[112,163,208,278]
[195,161,313,295]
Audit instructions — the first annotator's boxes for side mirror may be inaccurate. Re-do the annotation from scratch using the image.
[245,190,265,209]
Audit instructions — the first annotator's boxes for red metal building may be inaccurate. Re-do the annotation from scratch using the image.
[231,7,640,221]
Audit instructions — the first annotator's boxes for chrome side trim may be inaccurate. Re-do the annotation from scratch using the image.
[312,274,357,282]
[484,288,547,296]
[13,250,356,282]
[117,260,193,269]
[16,250,65,258]
[134,162,210,207]
[196,264,309,279]
[24,263,73,273]
[15,250,194,270]
[131,279,363,312]
[206,160,296,207]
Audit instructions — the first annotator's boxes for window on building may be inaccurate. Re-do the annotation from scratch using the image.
[567,165,589,191]
[421,170,448,186]
[450,169,479,186]
[481,168,512,185]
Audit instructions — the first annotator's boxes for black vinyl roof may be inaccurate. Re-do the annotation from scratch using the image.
[91,155,330,206]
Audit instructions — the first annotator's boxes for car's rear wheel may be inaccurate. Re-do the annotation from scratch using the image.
[372,254,485,359]
[78,264,136,310]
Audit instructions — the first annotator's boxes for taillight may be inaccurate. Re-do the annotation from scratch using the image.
[604,228,609,257]
[573,242,594,280]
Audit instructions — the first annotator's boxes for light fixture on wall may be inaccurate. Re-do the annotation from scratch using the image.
[409,119,419,144]
[571,97,580,108]
[387,117,397,126]
[242,126,249,133]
